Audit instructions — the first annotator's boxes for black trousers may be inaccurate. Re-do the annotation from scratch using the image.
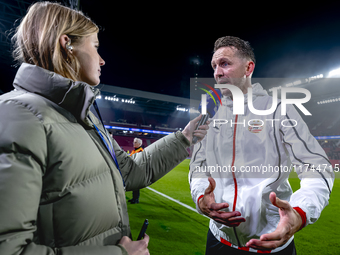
[205,229,296,255]
[132,189,140,200]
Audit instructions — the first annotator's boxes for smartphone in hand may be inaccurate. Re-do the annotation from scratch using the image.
[137,219,149,240]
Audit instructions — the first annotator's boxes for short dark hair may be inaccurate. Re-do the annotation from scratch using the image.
[214,36,256,64]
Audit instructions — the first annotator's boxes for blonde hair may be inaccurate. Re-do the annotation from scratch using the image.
[12,1,99,81]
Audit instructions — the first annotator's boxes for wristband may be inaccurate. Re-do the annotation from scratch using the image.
[293,207,307,230]
[197,194,204,205]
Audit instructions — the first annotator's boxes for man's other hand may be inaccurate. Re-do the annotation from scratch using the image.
[199,177,246,227]
[246,192,303,250]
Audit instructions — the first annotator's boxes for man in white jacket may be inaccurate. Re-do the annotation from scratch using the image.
[189,36,334,254]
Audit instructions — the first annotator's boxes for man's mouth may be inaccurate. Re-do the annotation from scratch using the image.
[217,78,230,84]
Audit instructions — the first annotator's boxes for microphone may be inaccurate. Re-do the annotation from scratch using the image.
[192,89,222,144]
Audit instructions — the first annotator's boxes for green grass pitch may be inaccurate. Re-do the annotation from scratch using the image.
[126,159,340,255]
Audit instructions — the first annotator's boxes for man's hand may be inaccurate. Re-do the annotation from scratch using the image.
[246,192,303,250]
[199,177,246,227]
[182,114,209,145]
[119,235,150,255]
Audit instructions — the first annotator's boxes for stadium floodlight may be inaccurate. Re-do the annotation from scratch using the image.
[104,95,120,102]
[176,106,188,112]
[328,67,340,77]
[316,96,340,104]
[285,80,302,87]
[293,80,302,86]
[307,74,324,83]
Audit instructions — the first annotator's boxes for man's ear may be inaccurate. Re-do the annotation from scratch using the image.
[59,34,71,51]
[245,61,255,77]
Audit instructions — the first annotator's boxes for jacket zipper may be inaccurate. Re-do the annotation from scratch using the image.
[231,114,241,247]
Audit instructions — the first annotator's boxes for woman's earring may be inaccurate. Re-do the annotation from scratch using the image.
[66,41,73,52]
[65,40,73,63]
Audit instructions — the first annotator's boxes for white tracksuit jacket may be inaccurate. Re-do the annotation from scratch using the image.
[189,83,334,253]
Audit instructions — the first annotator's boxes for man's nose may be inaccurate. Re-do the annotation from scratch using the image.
[214,65,223,78]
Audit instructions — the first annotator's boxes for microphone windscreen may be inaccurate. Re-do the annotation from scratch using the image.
[198,89,222,118]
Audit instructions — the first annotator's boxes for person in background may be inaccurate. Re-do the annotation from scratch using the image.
[128,138,144,204]
[130,138,144,156]
[0,2,209,255]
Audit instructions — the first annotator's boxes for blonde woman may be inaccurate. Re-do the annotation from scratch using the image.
[0,2,208,255]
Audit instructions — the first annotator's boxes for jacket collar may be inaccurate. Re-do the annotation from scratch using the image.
[13,63,100,126]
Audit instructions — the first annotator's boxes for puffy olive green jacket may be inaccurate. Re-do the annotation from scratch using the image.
[0,63,190,255]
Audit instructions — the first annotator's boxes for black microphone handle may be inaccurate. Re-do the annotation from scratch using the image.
[192,114,210,144]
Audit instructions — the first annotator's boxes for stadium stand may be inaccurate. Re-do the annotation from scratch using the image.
[97,84,196,157]
[280,77,340,165]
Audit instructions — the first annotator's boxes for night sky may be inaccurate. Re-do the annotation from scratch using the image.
[2,1,340,98]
